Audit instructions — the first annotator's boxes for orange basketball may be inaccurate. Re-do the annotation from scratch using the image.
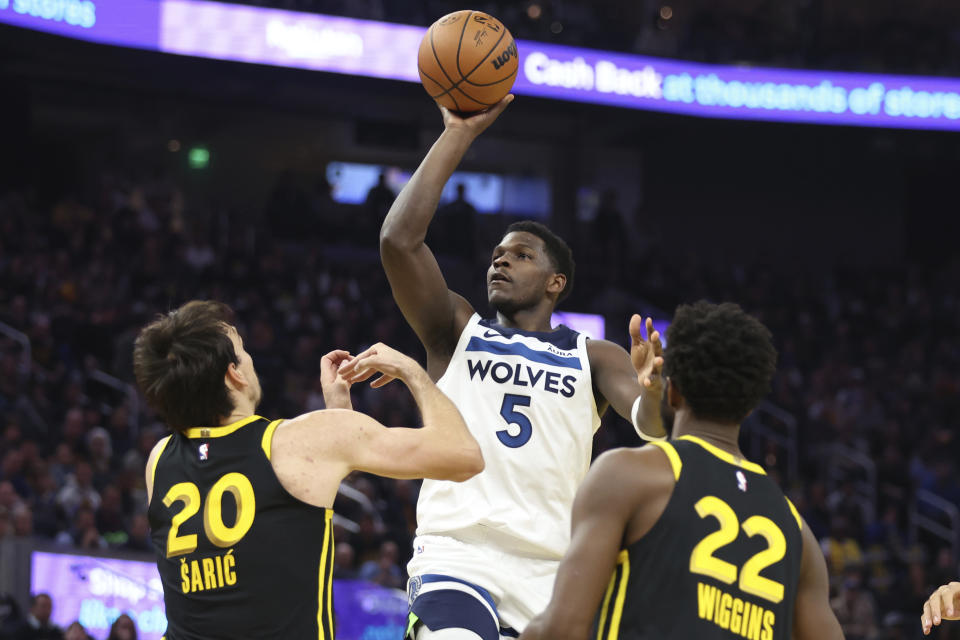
[418,10,519,113]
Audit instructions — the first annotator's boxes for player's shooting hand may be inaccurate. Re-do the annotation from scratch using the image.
[320,349,354,410]
[339,342,421,389]
[440,94,514,138]
[630,315,664,397]
[922,581,960,635]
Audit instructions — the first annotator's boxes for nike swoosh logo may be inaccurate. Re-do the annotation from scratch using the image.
[483,330,500,338]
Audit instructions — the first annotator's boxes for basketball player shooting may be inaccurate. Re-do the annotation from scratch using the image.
[519,302,842,640]
[379,97,667,640]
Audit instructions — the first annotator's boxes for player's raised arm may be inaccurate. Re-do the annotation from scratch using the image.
[379,98,513,369]
[793,518,844,640]
[279,342,484,485]
[588,315,667,440]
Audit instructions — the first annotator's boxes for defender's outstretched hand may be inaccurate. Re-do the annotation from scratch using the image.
[440,94,514,139]
[923,581,960,635]
[320,349,354,410]
[339,342,423,389]
[630,315,664,394]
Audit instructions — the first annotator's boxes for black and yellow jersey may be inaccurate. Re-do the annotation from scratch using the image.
[147,415,334,640]
[594,436,803,640]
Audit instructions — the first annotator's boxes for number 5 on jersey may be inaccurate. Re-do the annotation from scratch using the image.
[498,394,533,447]
[163,472,256,558]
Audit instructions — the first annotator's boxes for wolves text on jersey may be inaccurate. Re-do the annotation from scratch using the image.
[466,359,577,397]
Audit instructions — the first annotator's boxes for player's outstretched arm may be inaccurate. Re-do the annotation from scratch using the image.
[269,344,483,507]
[379,98,512,370]
[520,447,666,640]
[587,315,667,440]
[793,519,844,640]
[922,581,960,634]
[336,342,482,480]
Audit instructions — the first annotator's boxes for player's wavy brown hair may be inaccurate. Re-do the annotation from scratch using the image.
[664,301,777,424]
[133,300,239,432]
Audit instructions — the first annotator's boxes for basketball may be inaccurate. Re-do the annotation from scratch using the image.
[418,10,519,113]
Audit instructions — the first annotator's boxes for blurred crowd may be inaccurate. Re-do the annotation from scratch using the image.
[214,0,960,76]
[0,162,959,640]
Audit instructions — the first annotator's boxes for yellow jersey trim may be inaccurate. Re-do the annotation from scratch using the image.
[608,550,630,640]
[786,498,803,531]
[597,549,631,640]
[649,441,682,481]
[678,435,767,475]
[261,420,283,460]
[596,564,616,640]
[325,512,334,639]
[149,436,172,487]
[318,510,333,639]
[183,415,263,439]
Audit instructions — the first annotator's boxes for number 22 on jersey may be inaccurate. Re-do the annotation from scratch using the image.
[163,472,256,558]
[689,495,787,603]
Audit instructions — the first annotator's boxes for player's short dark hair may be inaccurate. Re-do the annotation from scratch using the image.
[664,301,777,424]
[133,300,239,432]
[505,220,575,302]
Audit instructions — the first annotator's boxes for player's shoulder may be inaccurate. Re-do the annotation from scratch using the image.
[587,445,677,498]
[275,409,359,441]
[145,434,173,502]
[585,337,628,365]
[146,434,172,471]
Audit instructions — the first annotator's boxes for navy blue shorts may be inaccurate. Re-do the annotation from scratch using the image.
[406,574,518,640]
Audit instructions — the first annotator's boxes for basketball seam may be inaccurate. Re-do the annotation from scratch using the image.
[462,65,518,87]
[430,23,461,111]
[455,10,473,80]
[421,64,513,104]
[451,88,498,108]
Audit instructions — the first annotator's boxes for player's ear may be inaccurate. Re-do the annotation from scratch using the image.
[225,362,247,391]
[546,272,566,296]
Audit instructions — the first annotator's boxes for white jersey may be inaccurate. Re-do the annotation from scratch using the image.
[416,313,602,560]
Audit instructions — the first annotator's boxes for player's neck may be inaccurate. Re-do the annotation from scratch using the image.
[221,395,256,426]
[495,307,554,332]
[672,414,744,458]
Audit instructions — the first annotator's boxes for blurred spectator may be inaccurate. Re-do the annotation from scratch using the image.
[106,614,137,640]
[364,171,395,225]
[96,485,127,545]
[62,622,92,640]
[54,506,106,550]
[333,542,358,580]
[435,183,478,261]
[0,593,24,639]
[55,462,100,517]
[85,427,114,490]
[831,565,879,639]
[12,504,33,538]
[358,540,404,589]
[0,483,23,515]
[122,513,151,553]
[13,594,63,640]
[822,514,863,576]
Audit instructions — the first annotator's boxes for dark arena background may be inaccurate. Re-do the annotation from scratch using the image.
[2,1,960,638]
